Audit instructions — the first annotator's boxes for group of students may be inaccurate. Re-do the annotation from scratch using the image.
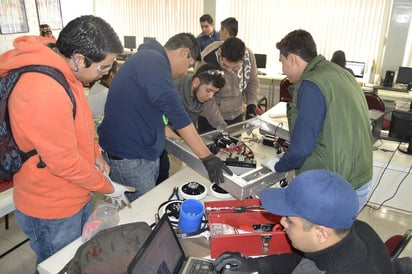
[0,14,410,274]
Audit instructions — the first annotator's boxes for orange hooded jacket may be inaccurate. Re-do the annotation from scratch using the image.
[0,36,112,219]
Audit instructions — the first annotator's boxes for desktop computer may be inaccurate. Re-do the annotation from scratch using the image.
[383,70,395,87]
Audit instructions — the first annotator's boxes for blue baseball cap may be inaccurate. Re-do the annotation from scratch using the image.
[260,170,358,229]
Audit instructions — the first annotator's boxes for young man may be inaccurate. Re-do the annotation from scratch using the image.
[175,63,225,125]
[213,170,394,274]
[197,14,220,51]
[157,63,226,184]
[98,33,232,202]
[87,60,118,129]
[264,29,372,210]
[0,15,133,270]
[198,17,259,133]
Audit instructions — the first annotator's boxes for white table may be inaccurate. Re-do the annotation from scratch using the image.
[38,167,215,274]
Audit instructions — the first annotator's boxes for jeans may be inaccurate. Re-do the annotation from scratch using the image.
[356,179,372,213]
[15,200,92,274]
[104,156,159,202]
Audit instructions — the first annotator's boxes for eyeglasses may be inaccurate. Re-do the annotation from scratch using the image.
[84,56,113,73]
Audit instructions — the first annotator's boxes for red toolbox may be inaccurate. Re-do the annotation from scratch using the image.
[205,199,293,258]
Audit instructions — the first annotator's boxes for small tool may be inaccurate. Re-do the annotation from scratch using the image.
[168,186,180,200]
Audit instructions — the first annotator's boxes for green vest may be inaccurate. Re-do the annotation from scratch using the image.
[287,55,372,189]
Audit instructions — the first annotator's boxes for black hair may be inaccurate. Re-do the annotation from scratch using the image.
[220,17,238,37]
[220,37,245,62]
[164,32,201,62]
[39,24,52,36]
[199,14,214,24]
[193,63,225,89]
[56,15,123,67]
[276,29,317,63]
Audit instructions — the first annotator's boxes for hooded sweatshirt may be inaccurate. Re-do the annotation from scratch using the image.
[0,36,112,219]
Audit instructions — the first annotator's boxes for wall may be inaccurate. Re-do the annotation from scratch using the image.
[380,0,412,81]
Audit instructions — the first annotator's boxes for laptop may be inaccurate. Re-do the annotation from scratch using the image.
[127,214,215,274]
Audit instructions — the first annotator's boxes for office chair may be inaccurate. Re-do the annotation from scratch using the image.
[364,92,385,112]
[385,229,412,262]
[385,229,412,273]
[364,92,390,130]
[279,77,292,103]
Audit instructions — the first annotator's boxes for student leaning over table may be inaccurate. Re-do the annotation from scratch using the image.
[0,15,135,273]
[98,33,233,203]
[263,29,372,212]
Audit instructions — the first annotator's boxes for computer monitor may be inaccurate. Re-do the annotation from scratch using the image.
[346,61,365,78]
[143,37,156,43]
[388,110,412,155]
[396,67,412,88]
[254,54,267,69]
[124,36,137,51]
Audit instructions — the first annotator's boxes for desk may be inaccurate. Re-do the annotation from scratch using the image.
[38,167,216,274]
[257,72,285,108]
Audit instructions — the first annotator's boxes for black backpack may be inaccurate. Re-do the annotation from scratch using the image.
[0,65,76,180]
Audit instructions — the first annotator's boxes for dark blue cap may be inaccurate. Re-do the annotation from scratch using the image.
[260,170,358,229]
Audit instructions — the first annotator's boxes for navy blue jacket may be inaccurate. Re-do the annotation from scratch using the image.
[98,40,191,160]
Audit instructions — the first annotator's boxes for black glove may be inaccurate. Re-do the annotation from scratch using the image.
[213,252,258,274]
[201,154,233,184]
[245,104,257,119]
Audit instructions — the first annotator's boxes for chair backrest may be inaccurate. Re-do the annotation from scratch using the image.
[364,92,385,112]
[279,77,292,103]
[385,229,412,262]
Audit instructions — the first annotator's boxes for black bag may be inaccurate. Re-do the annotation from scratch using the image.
[0,65,76,179]
[60,222,152,274]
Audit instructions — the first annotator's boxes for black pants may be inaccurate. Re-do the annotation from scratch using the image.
[197,114,244,134]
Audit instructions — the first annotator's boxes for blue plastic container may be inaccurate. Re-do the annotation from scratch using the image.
[178,199,204,233]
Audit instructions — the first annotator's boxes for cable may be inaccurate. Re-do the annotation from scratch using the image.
[365,142,399,207]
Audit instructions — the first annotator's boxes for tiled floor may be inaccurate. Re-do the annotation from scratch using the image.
[1,156,411,274]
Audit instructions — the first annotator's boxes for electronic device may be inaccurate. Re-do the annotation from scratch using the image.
[124,35,137,51]
[166,119,287,200]
[383,70,395,87]
[178,181,207,200]
[388,110,412,155]
[210,183,233,199]
[143,37,156,43]
[127,214,214,274]
[346,61,365,78]
[396,67,412,90]
[254,54,267,69]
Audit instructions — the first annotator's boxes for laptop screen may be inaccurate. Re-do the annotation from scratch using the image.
[346,61,365,78]
[128,215,186,274]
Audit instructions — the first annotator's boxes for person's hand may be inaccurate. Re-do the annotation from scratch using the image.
[213,252,258,274]
[245,104,258,119]
[261,156,280,172]
[103,171,136,207]
[201,154,233,184]
[95,156,110,174]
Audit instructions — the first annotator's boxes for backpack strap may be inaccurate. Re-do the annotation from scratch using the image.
[10,65,76,167]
